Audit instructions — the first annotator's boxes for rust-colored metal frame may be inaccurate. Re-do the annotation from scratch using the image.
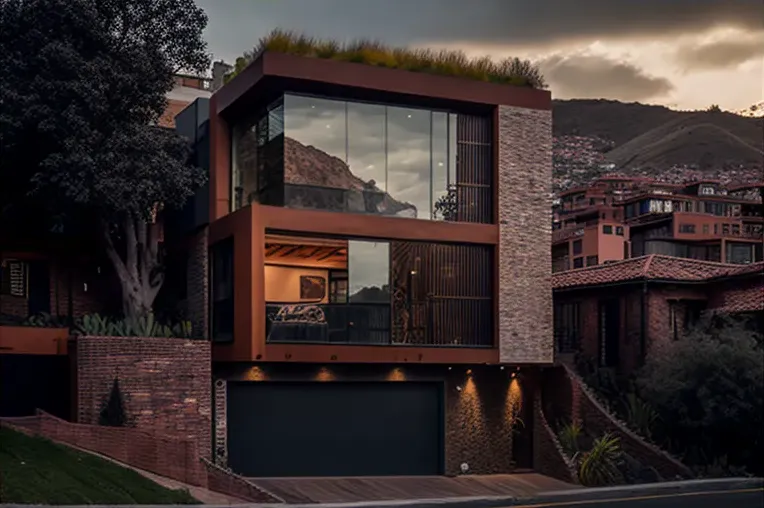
[207,51,552,364]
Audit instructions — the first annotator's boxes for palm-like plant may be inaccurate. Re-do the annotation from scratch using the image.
[557,421,583,458]
[624,393,658,440]
[578,433,624,487]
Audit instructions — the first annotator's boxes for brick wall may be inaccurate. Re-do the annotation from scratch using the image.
[556,365,693,480]
[186,228,209,339]
[2,412,205,486]
[497,105,554,364]
[645,286,706,360]
[75,336,211,459]
[532,390,578,483]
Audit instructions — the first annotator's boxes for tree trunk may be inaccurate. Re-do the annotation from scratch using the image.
[99,214,164,321]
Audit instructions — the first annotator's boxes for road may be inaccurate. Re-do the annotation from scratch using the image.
[512,487,763,507]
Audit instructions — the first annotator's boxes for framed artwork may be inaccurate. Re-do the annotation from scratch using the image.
[300,275,326,301]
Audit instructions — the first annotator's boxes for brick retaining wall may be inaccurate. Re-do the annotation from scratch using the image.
[75,335,212,459]
[532,391,578,484]
[559,365,693,480]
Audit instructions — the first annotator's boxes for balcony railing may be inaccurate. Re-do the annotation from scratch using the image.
[265,299,493,347]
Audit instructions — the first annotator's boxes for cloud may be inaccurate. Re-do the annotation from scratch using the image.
[674,32,764,72]
[197,0,764,53]
[539,54,674,102]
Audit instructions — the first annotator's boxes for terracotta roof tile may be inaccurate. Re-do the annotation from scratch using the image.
[553,255,756,290]
[711,283,764,313]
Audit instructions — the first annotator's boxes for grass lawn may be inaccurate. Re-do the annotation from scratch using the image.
[0,426,199,504]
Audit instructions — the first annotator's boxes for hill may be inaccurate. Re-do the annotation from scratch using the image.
[552,99,764,190]
[0,426,198,504]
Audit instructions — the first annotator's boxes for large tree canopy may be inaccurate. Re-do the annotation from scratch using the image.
[0,0,210,320]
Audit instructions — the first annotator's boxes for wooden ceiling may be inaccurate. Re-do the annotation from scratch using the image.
[264,235,347,267]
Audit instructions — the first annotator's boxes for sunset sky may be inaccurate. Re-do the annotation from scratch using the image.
[195,0,763,112]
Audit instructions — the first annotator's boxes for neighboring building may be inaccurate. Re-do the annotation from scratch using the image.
[552,177,764,272]
[158,74,212,128]
[552,255,764,375]
[171,50,554,477]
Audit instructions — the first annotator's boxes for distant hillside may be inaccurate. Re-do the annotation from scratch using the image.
[552,99,763,190]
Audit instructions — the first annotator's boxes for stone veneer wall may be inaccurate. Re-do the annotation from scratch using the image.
[497,105,554,363]
[214,365,526,475]
[75,336,212,459]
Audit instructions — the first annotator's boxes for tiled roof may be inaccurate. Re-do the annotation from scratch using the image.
[711,283,764,313]
[553,255,759,290]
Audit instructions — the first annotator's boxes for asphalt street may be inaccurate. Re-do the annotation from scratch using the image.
[511,487,764,507]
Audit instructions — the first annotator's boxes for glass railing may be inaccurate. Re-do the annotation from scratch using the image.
[265,298,493,347]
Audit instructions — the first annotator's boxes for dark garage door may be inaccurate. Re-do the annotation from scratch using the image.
[226,381,442,477]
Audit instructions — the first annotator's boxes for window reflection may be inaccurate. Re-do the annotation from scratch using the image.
[347,103,388,215]
[230,94,492,223]
[283,95,347,211]
[231,99,283,211]
[386,107,432,220]
[348,241,390,303]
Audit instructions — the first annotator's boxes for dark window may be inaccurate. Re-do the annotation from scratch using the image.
[702,224,709,234]
[554,302,580,354]
[603,225,613,235]
[586,255,598,266]
[0,259,28,297]
[726,242,753,264]
[615,226,624,236]
[722,224,730,235]
[732,224,741,234]
[714,223,719,234]
[210,238,234,343]
[573,257,584,269]
[573,240,583,255]
[679,224,696,233]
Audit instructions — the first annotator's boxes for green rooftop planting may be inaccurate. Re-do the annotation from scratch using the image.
[225,29,546,89]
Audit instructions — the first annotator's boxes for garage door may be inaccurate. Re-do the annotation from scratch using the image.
[226,381,442,477]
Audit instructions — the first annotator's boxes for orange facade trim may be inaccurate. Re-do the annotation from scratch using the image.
[209,204,500,363]
[0,326,69,355]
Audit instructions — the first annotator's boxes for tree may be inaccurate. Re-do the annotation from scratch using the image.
[99,377,128,427]
[0,0,209,321]
[637,314,764,474]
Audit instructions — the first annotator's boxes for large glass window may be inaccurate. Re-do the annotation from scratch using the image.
[348,241,390,303]
[232,94,492,223]
[231,99,284,211]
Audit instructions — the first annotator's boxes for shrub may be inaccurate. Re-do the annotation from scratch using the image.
[99,378,128,427]
[75,313,193,338]
[637,314,764,475]
[224,28,546,89]
[557,421,583,458]
[578,433,624,487]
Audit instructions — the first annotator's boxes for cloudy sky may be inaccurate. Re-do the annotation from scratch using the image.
[196,0,763,112]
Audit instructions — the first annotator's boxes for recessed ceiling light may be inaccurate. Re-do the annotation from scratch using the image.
[438,162,444,167]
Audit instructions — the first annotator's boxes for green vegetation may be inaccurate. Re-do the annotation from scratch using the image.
[0,426,198,504]
[75,313,193,338]
[225,28,546,89]
[577,433,624,487]
[637,314,764,476]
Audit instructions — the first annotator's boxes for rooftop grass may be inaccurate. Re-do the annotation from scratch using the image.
[0,426,199,505]
[225,28,546,89]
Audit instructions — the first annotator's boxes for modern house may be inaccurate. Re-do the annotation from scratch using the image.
[168,50,554,477]
[552,177,764,272]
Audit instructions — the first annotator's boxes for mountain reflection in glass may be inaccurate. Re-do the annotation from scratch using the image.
[231,93,492,223]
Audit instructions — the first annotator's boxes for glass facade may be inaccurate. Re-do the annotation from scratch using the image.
[231,94,492,223]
